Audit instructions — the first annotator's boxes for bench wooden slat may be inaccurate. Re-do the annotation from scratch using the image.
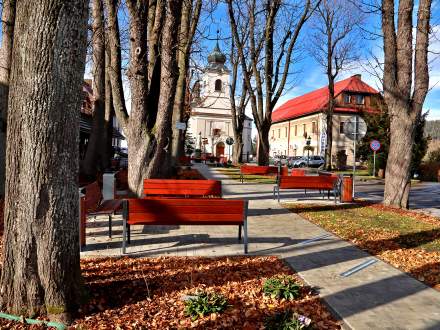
[143,179,221,197]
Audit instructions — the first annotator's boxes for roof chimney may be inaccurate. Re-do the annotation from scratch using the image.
[353,74,362,80]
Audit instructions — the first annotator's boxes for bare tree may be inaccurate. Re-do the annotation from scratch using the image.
[227,0,318,165]
[382,0,432,208]
[171,0,202,164]
[228,19,250,165]
[309,0,362,170]
[0,0,16,197]
[82,0,106,176]
[105,0,183,196]
[0,0,88,322]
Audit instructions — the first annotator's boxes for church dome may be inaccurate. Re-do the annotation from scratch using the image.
[208,42,226,65]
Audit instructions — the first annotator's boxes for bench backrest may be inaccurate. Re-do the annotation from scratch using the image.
[318,171,338,177]
[291,169,306,176]
[280,166,289,176]
[240,165,279,175]
[143,179,222,198]
[125,198,246,226]
[83,181,102,212]
[279,175,337,189]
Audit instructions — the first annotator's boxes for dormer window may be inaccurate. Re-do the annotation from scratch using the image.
[343,94,351,104]
[355,95,365,105]
[215,79,222,92]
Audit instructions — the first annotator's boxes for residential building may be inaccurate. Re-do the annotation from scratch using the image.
[270,74,382,165]
[187,43,253,160]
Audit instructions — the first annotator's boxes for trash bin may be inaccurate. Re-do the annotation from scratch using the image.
[341,175,353,203]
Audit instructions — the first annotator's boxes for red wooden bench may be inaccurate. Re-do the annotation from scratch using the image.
[291,169,306,176]
[122,198,249,254]
[239,165,279,183]
[81,181,123,242]
[143,179,222,198]
[273,175,339,203]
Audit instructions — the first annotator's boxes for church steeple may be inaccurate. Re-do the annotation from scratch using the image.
[207,30,227,70]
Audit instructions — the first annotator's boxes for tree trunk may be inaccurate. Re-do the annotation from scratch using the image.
[147,0,182,178]
[0,0,87,323]
[382,0,432,208]
[232,135,243,164]
[324,79,335,170]
[81,0,106,176]
[383,103,414,208]
[0,0,16,197]
[257,127,270,166]
[102,43,114,170]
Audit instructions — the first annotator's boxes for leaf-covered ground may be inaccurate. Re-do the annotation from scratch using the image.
[284,202,440,289]
[0,256,341,329]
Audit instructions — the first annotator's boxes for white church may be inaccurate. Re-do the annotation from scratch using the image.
[187,42,253,161]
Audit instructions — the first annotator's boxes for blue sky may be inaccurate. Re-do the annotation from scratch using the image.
[199,1,440,120]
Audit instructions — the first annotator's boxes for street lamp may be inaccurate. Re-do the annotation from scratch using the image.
[306,136,311,167]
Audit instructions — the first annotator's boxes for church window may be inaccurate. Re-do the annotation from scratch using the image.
[215,79,222,92]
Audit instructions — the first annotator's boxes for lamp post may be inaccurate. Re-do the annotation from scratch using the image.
[306,136,311,167]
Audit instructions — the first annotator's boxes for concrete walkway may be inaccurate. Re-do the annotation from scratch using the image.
[82,164,440,329]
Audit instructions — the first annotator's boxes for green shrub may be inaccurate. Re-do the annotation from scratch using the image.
[263,275,300,300]
[428,148,440,163]
[265,310,312,330]
[184,291,229,321]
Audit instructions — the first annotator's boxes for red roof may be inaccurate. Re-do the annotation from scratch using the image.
[272,75,380,123]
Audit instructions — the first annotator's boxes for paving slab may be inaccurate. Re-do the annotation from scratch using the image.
[81,164,440,329]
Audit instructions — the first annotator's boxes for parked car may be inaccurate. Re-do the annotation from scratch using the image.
[287,156,303,168]
[291,155,325,168]
[273,155,289,166]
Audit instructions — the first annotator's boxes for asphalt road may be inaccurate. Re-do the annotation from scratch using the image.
[355,179,440,217]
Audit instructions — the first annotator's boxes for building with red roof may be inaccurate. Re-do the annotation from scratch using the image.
[270,74,383,166]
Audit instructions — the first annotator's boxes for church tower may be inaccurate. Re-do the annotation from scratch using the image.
[187,40,253,160]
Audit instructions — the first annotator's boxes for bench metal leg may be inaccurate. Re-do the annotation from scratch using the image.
[108,215,112,238]
[243,201,248,254]
[328,190,330,199]
[238,225,242,241]
[277,186,280,203]
[127,224,131,244]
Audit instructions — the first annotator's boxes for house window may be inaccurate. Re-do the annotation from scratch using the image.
[344,94,351,103]
[278,129,281,138]
[294,125,298,136]
[340,122,345,134]
[215,79,222,92]
[355,95,364,104]
[303,124,307,137]
[312,122,317,134]
[285,127,288,137]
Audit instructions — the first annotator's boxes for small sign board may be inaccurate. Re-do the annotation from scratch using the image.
[370,140,381,152]
[176,122,186,130]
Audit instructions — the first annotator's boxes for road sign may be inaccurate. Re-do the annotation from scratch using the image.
[344,116,367,141]
[370,140,381,151]
[226,137,234,145]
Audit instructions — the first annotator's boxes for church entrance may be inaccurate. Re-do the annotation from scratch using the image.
[216,142,225,156]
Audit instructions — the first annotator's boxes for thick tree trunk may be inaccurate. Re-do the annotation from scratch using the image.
[257,127,270,166]
[0,0,87,323]
[384,105,414,208]
[147,0,182,178]
[0,0,16,197]
[382,0,431,208]
[232,135,243,164]
[81,0,106,176]
[102,44,114,170]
